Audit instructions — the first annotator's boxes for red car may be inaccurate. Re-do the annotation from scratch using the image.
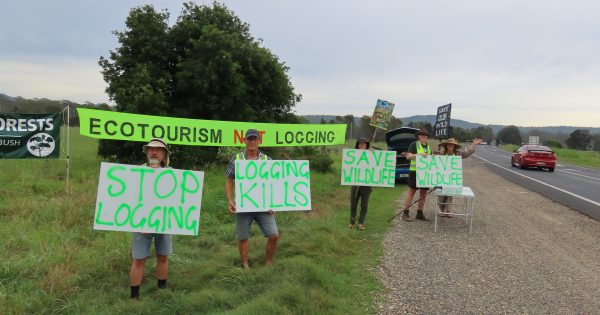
[511,145,556,172]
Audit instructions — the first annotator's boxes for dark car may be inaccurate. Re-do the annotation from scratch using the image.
[385,127,420,181]
[511,145,557,172]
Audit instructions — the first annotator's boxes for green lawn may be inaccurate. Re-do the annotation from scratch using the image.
[0,128,405,314]
[500,144,600,170]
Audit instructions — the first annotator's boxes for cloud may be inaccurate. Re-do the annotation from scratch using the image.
[0,58,108,103]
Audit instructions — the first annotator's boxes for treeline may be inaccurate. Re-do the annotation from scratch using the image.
[0,95,113,126]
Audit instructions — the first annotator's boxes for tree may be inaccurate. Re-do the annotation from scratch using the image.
[593,134,600,152]
[407,121,433,136]
[450,126,474,142]
[98,2,300,167]
[565,129,592,150]
[496,125,522,145]
[471,126,494,143]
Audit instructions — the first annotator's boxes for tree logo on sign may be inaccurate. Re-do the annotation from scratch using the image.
[27,133,56,157]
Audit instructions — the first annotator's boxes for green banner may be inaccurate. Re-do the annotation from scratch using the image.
[77,108,346,147]
[0,113,62,159]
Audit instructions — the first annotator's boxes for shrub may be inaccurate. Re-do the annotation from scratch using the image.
[310,152,334,173]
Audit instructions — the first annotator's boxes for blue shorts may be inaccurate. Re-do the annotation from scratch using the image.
[236,212,279,240]
[132,233,172,260]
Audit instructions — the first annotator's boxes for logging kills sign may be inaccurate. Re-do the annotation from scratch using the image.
[93,163,204,236]
[234,160,311,212]
[341,149,396,187]
[77,108,346,147]
[416,155,463,188]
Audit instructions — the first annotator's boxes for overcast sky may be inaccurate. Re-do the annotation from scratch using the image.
[1,0,599,126]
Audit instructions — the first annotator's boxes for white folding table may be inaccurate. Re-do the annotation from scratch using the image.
[434,186,476,234]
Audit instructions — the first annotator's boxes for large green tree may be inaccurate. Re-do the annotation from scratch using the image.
[98,2,300,167]
[497,125,522,145]
[565,129,592,150]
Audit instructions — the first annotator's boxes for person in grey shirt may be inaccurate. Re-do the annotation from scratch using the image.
[225,129,279,270]
[130,138,173,299]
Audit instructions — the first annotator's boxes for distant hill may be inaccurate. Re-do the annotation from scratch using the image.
[0,92,113,125]
[302,114,600,135]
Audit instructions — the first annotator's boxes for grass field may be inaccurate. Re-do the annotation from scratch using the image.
[500,144,600,170]
[0,128,405,314]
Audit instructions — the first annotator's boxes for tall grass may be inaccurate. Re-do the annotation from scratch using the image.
[0,128,404,314]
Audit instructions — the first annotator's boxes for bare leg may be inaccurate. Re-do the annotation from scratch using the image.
[417,189,427,210]
[238,239,250,269]
[156,255,168,280]
[130,259,145,286]
[265,234,280,265]
[404,188,417,209]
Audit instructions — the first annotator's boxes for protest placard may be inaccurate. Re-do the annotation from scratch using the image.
[369,99,395,130]
[234,160,311,212]
[93,162,204,236]
[340,149,396,187]
[416,155,463,188]
[77,108,346,147]
[434,103,452,139]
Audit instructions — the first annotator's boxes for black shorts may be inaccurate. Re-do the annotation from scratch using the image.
[407,171,428,191]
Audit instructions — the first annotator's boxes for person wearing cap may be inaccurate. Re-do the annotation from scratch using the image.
[437,137,482,217]
[129,138,172,299]
[401,129,432,221]
[348,138,373,230]
[224,129,279,270]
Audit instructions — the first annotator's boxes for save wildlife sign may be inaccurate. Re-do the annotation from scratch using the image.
[0,113,62,159]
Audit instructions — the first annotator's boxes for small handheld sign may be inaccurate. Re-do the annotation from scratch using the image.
[93,163,204,236]
[235,160,311,212]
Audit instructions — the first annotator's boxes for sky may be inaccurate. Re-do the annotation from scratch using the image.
[1,0,599,127]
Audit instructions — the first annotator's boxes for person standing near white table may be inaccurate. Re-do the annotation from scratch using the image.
[437,138,482,217]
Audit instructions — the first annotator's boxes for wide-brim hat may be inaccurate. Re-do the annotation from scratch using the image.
[143,138,171,156]
[355,137,371,149]
[439,138,462,149]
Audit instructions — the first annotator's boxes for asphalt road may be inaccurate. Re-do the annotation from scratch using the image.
[473,145,600,220]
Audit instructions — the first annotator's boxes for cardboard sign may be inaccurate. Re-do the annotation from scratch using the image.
[434,103,451,139]
[235,160,311,212]
[416,155,463,188]
[341,149,396,187]
[93,162,204,236]
[369,99,395,130]
[77,108,346,147]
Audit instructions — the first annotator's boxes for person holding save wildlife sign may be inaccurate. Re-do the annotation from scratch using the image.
[130,138,172,299]
[437,138,482,217]
[401,129,432,221]
[225,129,280,270]
[348,138,373,230]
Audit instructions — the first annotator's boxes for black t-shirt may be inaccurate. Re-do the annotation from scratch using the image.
[407,141,430,154]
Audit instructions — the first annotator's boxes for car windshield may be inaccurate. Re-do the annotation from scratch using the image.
[389,133,416,143]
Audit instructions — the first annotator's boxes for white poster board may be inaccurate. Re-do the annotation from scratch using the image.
[416,155,463,188]
[340,149,396,187]
[93,162,204,236]
[235,160,311,212]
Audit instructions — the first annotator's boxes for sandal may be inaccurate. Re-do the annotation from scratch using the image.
[358,224,365,230]
[347,223,354,229]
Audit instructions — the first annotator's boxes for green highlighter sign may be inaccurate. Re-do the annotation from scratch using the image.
[416,155,463,188]
[235,160,311,212]
[341,149,396,187]
[93,163,204,236]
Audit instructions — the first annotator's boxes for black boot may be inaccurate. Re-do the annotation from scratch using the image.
[415,210,429,221]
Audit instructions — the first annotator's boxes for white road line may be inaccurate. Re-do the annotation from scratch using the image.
[556,169,600,181]
[473,154,600,208]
